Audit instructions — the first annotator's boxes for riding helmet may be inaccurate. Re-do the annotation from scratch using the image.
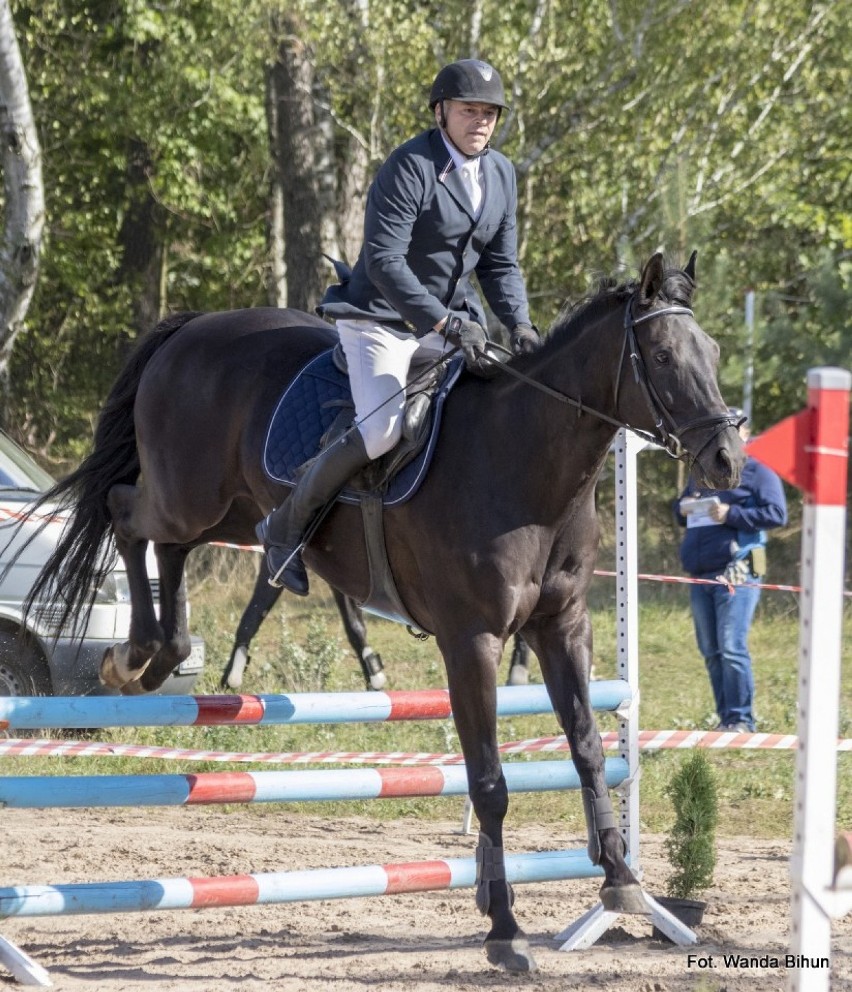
[428,59,509,110]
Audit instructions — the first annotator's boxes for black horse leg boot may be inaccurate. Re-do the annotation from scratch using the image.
[256,430,371,595]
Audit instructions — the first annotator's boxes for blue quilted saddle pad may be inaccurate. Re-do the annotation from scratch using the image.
[262,349,464,507]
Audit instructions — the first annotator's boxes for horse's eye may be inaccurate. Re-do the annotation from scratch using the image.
[654,351,670,366]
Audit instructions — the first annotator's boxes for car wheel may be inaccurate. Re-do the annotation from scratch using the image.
[0,631,50,696]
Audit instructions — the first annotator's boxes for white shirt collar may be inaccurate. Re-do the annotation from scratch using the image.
[439,133,481,179]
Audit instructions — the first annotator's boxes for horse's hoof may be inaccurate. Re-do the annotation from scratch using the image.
[600,882,650,915]
[507,664,529,686]
[119,678,149,696]
[99,647,126,688]
[100,644,148,689]
[484,937,538,973]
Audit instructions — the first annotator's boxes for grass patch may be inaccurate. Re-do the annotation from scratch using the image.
[3,562,850,840]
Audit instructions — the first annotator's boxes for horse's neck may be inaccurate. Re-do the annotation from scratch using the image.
[495,306,624,509]
[512,304,622,432]
[467,336,617,520]
[542,303,624,414]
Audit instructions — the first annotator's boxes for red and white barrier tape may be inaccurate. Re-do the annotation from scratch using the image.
[210,546,852,598]
[593,570,852,598]
[1,729,850,765]
[0,507,65,526]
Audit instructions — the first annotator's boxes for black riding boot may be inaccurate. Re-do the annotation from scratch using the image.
[256,430,371,595]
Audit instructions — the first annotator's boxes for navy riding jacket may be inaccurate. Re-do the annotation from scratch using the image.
[318,128,531,336]
[675,457,788,576]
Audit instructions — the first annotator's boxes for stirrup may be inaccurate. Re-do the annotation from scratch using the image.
[256,517,309,595]
[267,546,308,593]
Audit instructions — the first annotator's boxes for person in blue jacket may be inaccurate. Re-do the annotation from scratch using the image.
[257,59,539,594]
[675,409,787,732]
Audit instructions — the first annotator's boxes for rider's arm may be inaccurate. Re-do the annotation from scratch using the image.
[363,153,449,335]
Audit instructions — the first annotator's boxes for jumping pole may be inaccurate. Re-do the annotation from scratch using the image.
[0,675,637,984]
[0,681,629,730]
[0,849,609,920]
[0,757,630,809]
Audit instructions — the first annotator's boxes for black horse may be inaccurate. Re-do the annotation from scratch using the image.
[24,253,744,971]
[220,560,531,691]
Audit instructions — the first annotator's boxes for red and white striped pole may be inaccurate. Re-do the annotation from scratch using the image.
[790,368,850,991]
[750,366,851,992]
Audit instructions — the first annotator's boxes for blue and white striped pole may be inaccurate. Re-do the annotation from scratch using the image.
[0,681,630,729]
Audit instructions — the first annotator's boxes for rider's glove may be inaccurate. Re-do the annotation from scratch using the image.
[510,323,541,355]
[443,316,491,376]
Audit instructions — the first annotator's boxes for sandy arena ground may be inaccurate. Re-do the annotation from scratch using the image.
[2,807,851,991]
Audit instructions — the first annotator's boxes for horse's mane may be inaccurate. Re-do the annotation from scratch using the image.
[547,278,633,344]
[540,263,696,355]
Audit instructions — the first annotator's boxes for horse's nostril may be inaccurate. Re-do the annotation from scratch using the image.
[715,444,745,488]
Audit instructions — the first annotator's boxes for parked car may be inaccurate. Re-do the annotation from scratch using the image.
[0,430,205,696]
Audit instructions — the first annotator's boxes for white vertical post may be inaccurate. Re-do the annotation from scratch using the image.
[613,429,642,869]
[743,290,755,423]
[789,367,851,992]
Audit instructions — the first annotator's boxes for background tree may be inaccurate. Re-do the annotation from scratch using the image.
[0,0,43,419]
[265,9,339,311]
[9,0,268,455]
[1,0,847,476]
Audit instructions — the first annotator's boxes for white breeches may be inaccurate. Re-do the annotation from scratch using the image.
[336,319,452,459]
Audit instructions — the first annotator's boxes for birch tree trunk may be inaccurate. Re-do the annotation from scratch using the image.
[265,64,287,308]
[0,0,44,415]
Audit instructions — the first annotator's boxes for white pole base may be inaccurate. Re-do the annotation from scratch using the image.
[0,935,52,987]
[555,891,697,950]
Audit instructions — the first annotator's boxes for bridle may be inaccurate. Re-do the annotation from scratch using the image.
[615,295,738,460]
[484,291,738,464]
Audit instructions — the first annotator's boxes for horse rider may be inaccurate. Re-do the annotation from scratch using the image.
[257,58,541,595]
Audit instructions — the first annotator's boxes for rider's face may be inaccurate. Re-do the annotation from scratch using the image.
[437,100,499,157]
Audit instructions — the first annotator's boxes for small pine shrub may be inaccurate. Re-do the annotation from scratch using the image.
[664,749,718,899]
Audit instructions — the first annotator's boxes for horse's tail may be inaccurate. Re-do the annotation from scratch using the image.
[18,311,204,636]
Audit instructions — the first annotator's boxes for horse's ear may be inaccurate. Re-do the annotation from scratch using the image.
[684,250,697,282]
[638,252,665,306]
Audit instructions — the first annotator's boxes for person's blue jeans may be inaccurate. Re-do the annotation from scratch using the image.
[689,576,761,730]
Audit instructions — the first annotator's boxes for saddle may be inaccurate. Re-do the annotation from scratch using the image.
[319,344,453,495]
[262,347,465,633]
[263,347,463,505]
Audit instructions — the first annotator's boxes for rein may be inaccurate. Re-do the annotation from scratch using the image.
[335,291,735,470]
[483,293,736,463]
